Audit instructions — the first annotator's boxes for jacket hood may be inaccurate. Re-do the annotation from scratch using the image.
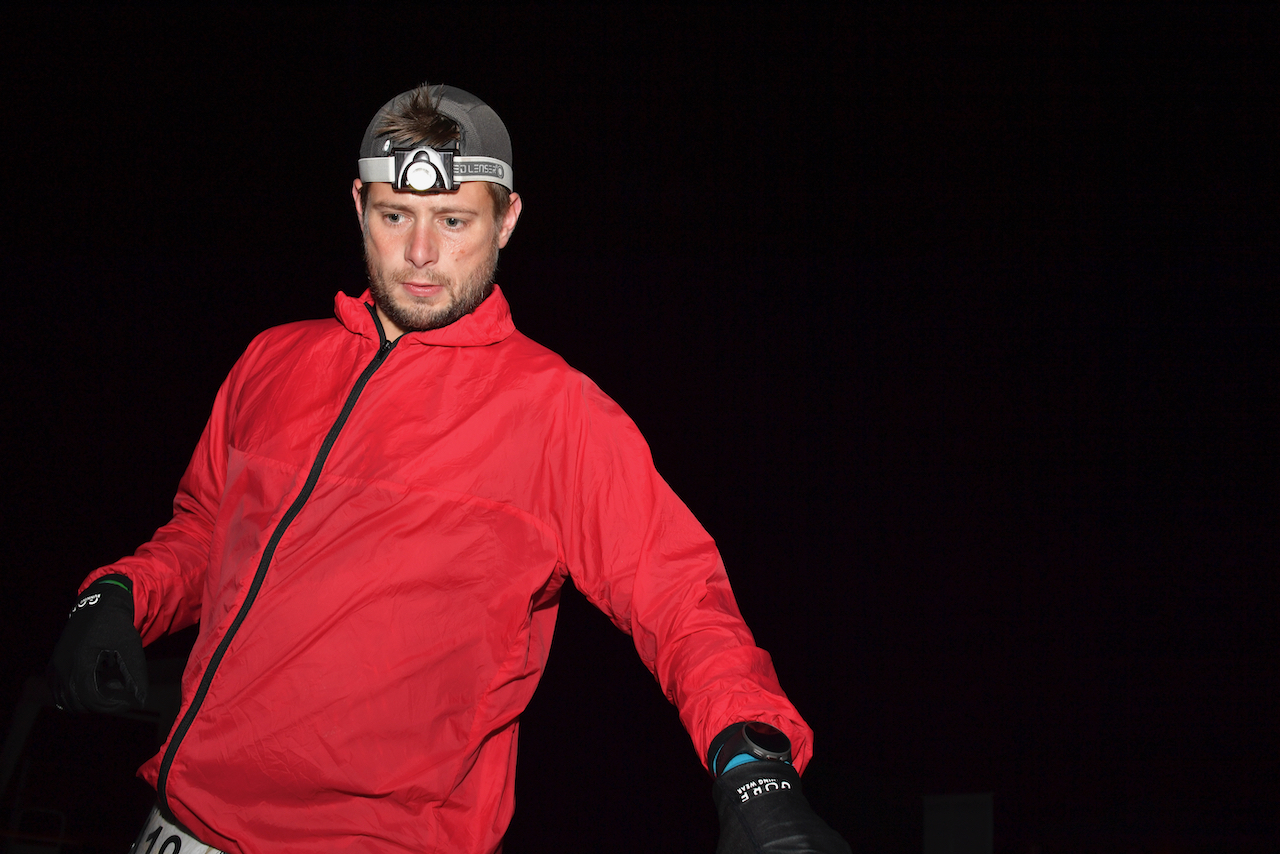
[333,285,516,347]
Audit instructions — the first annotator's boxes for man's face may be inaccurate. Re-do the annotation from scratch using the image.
[353,180,521,339]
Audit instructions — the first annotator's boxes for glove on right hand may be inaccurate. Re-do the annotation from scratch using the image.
[712,761,851,854]
[46,575,148,713]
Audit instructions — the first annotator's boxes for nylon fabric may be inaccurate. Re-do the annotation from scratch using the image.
[85,286,811,854]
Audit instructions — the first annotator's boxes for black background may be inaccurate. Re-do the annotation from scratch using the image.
[1,6,1275,853]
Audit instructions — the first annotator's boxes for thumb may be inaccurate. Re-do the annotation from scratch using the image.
[94,648,149,711]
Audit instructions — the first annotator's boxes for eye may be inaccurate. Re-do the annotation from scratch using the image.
[444,216,463,228]
[384,212,404,225]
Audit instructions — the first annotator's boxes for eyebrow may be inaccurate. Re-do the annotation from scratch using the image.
[373,200,482,216]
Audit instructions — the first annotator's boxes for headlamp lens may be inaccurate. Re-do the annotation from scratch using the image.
[405,160,439,192]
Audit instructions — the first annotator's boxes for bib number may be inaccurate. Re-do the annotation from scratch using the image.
[131,807,223,854]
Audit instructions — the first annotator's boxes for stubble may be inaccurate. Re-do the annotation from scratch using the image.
[364,235,500,333]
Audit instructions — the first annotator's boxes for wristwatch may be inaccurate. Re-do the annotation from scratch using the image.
[711,721,793,777]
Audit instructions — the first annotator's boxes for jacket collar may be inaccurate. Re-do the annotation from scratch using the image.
[334,285,516,347]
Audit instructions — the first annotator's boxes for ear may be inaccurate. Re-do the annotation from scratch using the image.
[497,192,523,249]
[352,179,366,225]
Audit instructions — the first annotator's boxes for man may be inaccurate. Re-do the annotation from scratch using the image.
[48,83,849,854]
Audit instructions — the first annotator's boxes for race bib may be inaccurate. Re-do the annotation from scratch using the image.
[130,807,224,854]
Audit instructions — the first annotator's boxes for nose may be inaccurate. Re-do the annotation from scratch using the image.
[405,221,438,268]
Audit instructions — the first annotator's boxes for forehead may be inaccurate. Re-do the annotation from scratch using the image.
[366,180,494,216]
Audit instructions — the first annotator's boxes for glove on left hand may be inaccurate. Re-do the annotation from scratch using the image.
[46,575,148,713]
[712,761,851,854]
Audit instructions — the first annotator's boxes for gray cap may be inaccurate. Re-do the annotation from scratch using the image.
[358,84,514,191]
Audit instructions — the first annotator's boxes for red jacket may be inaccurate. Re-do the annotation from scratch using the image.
[87,287,812,853]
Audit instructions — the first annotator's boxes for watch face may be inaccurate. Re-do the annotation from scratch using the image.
[744,722,792,758]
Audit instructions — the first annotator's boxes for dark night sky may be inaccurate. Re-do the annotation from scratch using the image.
[1,6,1276,853]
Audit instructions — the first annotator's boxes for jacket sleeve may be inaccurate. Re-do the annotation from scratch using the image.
[81,344,249,646]
[559,379,814,774]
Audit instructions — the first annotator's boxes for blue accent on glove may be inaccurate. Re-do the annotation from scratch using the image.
[721,753,762,773]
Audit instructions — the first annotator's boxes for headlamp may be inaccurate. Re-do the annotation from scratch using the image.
[358,145,513,193]
[398,147,455,192]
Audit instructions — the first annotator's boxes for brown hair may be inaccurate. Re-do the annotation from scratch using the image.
[360,82,512,223]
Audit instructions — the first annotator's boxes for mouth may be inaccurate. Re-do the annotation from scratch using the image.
[402,282,445,299]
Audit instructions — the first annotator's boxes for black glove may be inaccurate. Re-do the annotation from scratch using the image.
[46,575,148,713]
[712,761,851,854]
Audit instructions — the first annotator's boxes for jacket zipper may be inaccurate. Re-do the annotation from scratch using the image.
[158,309,397,807]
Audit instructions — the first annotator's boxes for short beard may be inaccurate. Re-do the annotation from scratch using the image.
[364,235,500,334]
